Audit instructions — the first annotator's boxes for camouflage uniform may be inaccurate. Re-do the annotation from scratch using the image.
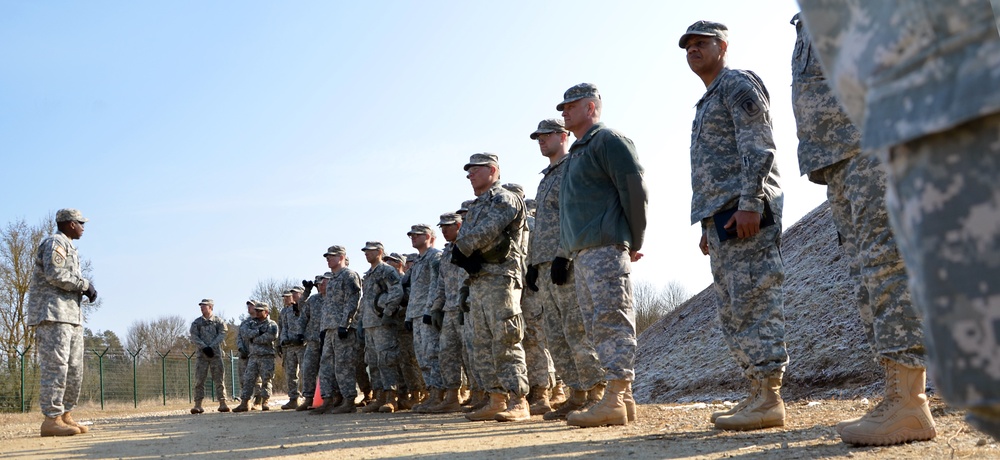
[279,303,307,400]
[689,67,788,380]
[561,122,647,382]
[531,155,604,391]
[362,262,403,391]
[239,316,278,401]
[455,180,530,396]
[320,267,363,400]
[27,231,89,418]
[520,244,555,390]
[190,314,228,402]
[236,317,262,399]
[299,292,324,400]
[790,14,926,369]
[799,0,1000,436]
[405,248,444,390]
[432,243,470,389]
[386,275,425,396]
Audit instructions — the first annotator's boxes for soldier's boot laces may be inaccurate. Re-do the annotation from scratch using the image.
[218,399,230,412]
[528,385,553,416]
[62,412,88,433]
[431,388,464,413]
[231,400,251,413]
[330,395,357,414]
[567,379,628,428]
[839,360,937,446]
[496,393,532,422]
[416,388,444,413]
[40,415,80,437]
[711,378,760,423]
[465,392,508,421]
[544,388,587,421]
[379,390,399,413]
[191,400,204,415]
[567,382,606,417]
[309,397,336,415]
[295,397,314,412]
[362,390,385,413]
[549,381,568,408]
[282,397,299,410]
[715,375,785,431]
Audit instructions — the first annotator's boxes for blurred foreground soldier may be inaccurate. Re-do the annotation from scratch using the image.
[682,22,789,431]
[359,241,404,413]
[789,14,934,445]
[189,299,229,414]
[233,302,278,412]
[317,245,363,414]
[453,153,531,422]
[558,84,647,428]
[28,209,96,436]
[405,224,445,412]
[279,288,307,409]
[798,0,1000,440]
[298,274,329,411]
[527,118,606,421]
[429,212,471,413]
[237,301,263,409]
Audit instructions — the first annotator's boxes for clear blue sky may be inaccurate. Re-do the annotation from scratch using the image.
[0,1,824,338]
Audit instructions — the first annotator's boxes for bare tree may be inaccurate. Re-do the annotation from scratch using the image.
[633,280,691,335]
[125,315,189,361]
[250,278,298,321]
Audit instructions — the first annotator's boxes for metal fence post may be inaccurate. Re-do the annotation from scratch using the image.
[91,347,109,410]
[182,351,195,403]
[230,352,238,400]
[16,347,31,413]
[155,350,170,406]
[126,347,142,408]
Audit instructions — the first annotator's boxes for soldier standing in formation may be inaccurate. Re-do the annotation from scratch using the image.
[296,275,327,411]
[430,212,471,413]
[189,298,229,414]
[318,245,363,414]
[405,224,444,412]
[237,300,263,409]
[359,241,404,413]
[278,288,307,409]
[233,302,278,412]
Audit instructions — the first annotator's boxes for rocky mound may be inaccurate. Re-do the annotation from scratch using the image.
[635,202,884,403]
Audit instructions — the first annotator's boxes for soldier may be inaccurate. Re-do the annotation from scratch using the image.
[525,119,606,422]
[189,299,230,414]
[27,209,96,436]
[237,300,263,409]
[556,84,647,428]
[296,275,327,411]
[404,224,445,412]
[452,153,531,422]
[316,245,363,414]
[788,14,935,445]
[798,0,1000,440]
[279,288,307,409]
[233,302,278,412]
[680,22,788,431]
[428,212,470,413]
[387,251,426,410]
[359,241,404,413]
[385,253,405,274]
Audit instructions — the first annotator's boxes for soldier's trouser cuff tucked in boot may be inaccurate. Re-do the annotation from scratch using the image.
[715,376,785,431]
[566,379,628,428]
[839,362,935,446]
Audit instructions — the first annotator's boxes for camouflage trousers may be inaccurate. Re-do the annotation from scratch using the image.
[282,345,305,399]
[356,331,372,396]
[816,153,926,368]
[238,357,261,399]
[884,113,1000,422]
[574,245,637,382]
[414,321,443,389]
[364,328,383,390]
[194,355,227,402]
[438,309,467,389]
[367,325,401,391]
[537,261,605,390]
[706,213,789,379]
[396,325,426,394]
[300,340,322,400]
[241,355,274,401]
[320,328,361,399]
[462,309,484,391]
[521,289,554,389]
[469,274,529,396]
[35,321,84,418]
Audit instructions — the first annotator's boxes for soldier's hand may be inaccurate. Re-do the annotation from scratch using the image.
[404,320,413,332]
[337,327,349,340]
[551,257,571,285]
[629,250,643,263]
[302,279,315,290]
[458,309,465,326]
[239,351,248,360]
[431,310,444,330]
[422,314,432,325]
[83,282,98,303]
[451,248,483,275]
[525,265,539,292]
[295,334,305,346]
[202,347,215,358]
[725,210,761,239]
[699,233,709,255]
[459,286,470,312]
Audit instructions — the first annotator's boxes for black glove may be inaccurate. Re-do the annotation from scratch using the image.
[451,248,484,275]
[374,292,385,317]
[303,279,315,290]
[337,327,349,340]
[525,265,539,292]
[459,285,470,312]
[458,309,465,326]
[422,314,432,325]
[551,257,571,285]
[239,350,248,360]
[295,334,305,346]
[83,283,98,303]
[202,347,214,358]
[431,310,444,331]
[319,329,327,346]
[404,320,413,332]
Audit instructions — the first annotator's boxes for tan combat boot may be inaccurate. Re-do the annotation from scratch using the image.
[363,390,385,413]
[466,392,508,421]
[711,379,760,423]
[550,381,568,408]
[379,390,399,413]
[231,399,251,413]
[528,385,553,416]
[295,397,314,411]
[544,388,587,421]
[715,375,785,430]
[464,390,487,413]
[495,393,532,422]
[416,388,444,413]
[567,379,628,427]
[569,382,606,416]
[330,395,357,414]
[309,396,336,415]
[190,400,204,415]
[40,415,80,437]
[260,397,270,411]
[62,412,89,434]
[251,395,262,411]
[281,396,299,410]
[623,381,637,422]
[218,399,231,413]
[839,360,936,445]
[431,388,464,413]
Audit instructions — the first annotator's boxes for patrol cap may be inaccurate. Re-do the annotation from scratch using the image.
[556,83,600,111]
[529,118,568,140]
[254,301,269,311]
[407,224,435,237]
[406,253,419,263]
[438,212,462,226]
[246,300,256,307]
[362,241,384,251]
[457,200,475,214]
[314,274,325,283]
[198,299,214,306]
[385,252,405,264]
[323,245,346,257]
[463,153,500,171]
[678,20,729,48]
[525,198,536,210]
[502,183,524,199]
[281,290,293,297]
[290,286,304,293]
[321,271,334,280]
[56,209,89,223]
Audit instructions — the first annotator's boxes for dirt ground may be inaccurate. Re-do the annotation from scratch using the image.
[1,396,998,459]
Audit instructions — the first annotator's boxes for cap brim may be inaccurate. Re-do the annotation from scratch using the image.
[679,31,718,48]
[530,129,556,140]
[556,96,584,111]
[463,162,488,171]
